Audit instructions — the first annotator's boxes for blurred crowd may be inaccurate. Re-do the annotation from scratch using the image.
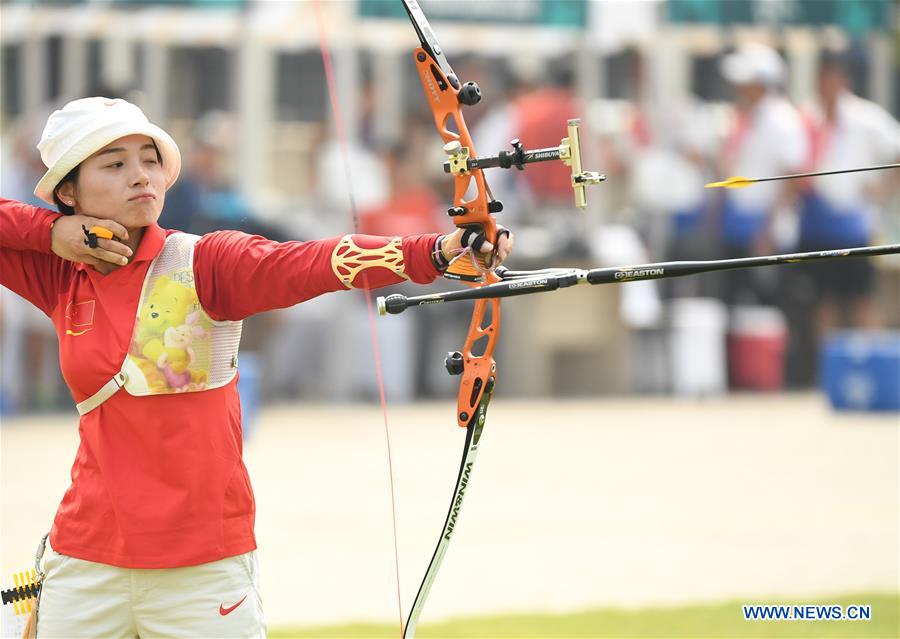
[595,44,899,393]
[1,38,898,414]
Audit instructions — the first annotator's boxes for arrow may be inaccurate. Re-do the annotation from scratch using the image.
[706,163,900,189]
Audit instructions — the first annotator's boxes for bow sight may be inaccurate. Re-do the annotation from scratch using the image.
[443,119,607,210]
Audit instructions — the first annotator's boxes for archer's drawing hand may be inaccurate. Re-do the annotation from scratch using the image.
[50,215,132,268]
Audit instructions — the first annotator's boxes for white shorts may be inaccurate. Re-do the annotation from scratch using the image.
[36,544,266,638]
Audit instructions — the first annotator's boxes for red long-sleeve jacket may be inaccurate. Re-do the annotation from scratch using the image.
[0,198,441,568]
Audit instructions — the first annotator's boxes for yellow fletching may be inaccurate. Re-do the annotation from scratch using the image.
[705,176,755,189]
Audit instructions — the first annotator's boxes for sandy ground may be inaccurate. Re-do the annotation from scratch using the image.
[1,394,898,629]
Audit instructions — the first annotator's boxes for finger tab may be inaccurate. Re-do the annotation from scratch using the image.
[89,226,115,240]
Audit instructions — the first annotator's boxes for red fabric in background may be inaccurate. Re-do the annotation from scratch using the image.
[514,88,581,202]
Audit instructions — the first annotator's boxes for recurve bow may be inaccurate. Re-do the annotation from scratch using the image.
[397,1,603,635]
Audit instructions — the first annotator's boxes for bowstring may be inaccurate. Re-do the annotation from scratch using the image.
[313,2,404,635]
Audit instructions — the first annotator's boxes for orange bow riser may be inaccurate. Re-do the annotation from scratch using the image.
[404,0,500,431]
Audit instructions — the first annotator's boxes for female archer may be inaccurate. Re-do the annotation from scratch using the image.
[0,96,512,637]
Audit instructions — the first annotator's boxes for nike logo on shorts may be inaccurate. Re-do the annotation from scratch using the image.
[219,595,248,616]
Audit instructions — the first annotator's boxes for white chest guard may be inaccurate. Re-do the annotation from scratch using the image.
[76,233,243,415]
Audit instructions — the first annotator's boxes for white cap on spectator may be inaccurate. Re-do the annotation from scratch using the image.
[720,44,785,87]
[34,97,181,205]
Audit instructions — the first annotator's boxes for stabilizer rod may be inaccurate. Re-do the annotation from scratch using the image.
[377,244,900,315]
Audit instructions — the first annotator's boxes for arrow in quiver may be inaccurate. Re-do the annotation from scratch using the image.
[1,570,40,616]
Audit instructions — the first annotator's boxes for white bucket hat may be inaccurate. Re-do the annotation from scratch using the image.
[720,43,785,87]
[34,97,181,206]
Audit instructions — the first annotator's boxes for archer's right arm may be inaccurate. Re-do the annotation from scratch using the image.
[0,198,65,315]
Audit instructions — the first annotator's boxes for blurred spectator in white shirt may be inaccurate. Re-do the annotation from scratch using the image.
[799,50,899,252]
[716,43,808,304]
[622,50,715,268]
[782,50,900,385]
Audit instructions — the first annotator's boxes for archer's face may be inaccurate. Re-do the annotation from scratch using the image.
[63,134,167,229]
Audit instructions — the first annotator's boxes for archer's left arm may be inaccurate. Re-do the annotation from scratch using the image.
[193,231,445,321]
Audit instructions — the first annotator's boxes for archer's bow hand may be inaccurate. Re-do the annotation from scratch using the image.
[440,225,514,270]
[50,214,132,269]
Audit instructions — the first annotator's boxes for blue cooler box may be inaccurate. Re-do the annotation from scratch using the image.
[820,331,900,412]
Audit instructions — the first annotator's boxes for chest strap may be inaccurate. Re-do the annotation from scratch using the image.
[75,371,128,416]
